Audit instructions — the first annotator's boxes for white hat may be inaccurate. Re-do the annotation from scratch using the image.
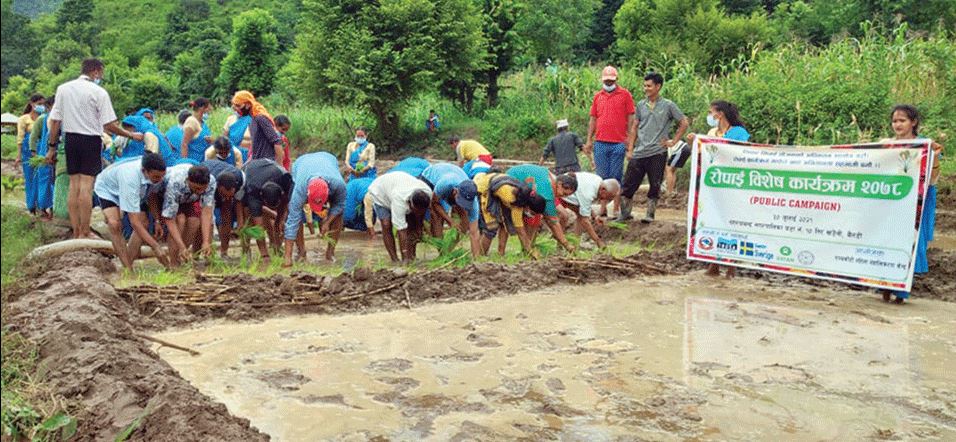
[556,119,569,129]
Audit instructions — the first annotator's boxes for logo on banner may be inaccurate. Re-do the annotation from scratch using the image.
[716,238,738,252]
[780,246,792,256]
[697,237,714,250]
[798,251,815,265]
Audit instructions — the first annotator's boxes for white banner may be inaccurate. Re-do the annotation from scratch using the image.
[686,137,932,291]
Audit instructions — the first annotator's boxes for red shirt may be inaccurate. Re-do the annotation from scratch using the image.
[589,86,635,143]
[281,134,291,170]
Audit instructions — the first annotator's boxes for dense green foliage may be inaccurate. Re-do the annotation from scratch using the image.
[218,8,280,97]
[293,0,487,144]
[1,0,953,157]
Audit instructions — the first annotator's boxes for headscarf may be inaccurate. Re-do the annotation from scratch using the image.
[231,90,274,126]
[123,115,177,165]
[134,107,155,119]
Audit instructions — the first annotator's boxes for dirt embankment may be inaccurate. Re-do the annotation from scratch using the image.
[3,252,269,441]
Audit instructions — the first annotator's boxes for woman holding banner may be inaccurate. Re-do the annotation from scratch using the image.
[698,100,751,278]
[883,104,944,304]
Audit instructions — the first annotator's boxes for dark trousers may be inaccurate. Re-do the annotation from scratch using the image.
[622,152,667,200]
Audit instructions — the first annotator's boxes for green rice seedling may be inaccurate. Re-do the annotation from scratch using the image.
[27,156,49,169]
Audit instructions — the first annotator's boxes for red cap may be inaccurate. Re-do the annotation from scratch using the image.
[601,65,618,81]
[307,178,329,214]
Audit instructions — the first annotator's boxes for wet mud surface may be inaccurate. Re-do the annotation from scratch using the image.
[4,210,956,439]
[155,277,956,441]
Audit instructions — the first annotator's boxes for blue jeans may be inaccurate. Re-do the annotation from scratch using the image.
[593,141,625,183]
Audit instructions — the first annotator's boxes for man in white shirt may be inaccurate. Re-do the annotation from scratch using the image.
[560,173,620,249]
[47,58,145,239]
[93,153,168,269]
[365,172,433,262]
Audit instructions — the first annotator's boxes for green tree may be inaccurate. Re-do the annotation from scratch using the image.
[515,0,601,63]
[294,0,486,145]
[0,75,34,113]
[586,0,625,60]
[175,29,229,101]
[615,0,772,74]
[159,0,213,62]
[218,8,280,97]
[55,0,98,50]
[1,0,40,87]
[40,37,91,74]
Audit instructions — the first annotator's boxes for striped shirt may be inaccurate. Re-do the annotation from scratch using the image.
[49,75,118,136]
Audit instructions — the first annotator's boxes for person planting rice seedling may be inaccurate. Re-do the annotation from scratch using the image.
[3,3,955,440]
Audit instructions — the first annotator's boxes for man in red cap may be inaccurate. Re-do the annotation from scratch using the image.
[282,151,347,266]
[583,65,635,219]
[240,158,293,261]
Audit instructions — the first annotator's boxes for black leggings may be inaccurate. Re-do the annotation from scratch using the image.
[622,152,667,200]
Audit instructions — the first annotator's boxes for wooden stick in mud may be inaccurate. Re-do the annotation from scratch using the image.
[404,287,412,309]
[136,334,200,356]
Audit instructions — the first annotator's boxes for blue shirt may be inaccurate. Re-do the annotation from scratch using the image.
[93,156,152,213]
[421,163,479,222]
[386,157,430,177]
[724,126,750,142]
[284,152,347,240]
[344,177,374,231]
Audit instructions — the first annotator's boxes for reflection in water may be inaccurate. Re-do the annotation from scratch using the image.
[155,276,956,441]
[684,298,910,395]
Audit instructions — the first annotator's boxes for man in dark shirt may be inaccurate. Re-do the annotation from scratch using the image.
[540,119,584,174]
[231,90,285,167]
[241,158,292,261]
[203,158,244,257]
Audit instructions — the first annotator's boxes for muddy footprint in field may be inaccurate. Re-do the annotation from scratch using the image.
[366,358,414,373]
[254,368,310,391]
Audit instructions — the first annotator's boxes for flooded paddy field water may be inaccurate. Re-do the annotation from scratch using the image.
[155,275,956,441]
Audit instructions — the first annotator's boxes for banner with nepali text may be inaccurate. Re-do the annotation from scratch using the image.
[686,137,933,291]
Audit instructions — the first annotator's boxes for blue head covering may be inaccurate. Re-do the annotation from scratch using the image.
[121,115,177,165]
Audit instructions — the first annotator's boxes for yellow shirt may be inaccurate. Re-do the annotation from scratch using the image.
[204,146,244,167]
[456,139,490,162]
[474,172,524,228]
[16,114,35,147]
[143,132,159,154]
[345,141,376,169]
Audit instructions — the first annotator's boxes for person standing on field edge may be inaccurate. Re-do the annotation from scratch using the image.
[47,58,145,239]
[541,119,585,174]
[584,65,635,219]
[618,72,688,223]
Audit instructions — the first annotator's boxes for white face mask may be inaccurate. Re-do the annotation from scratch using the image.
[707,114,719,127]
[355,137,366,144]
[602,83,616,92]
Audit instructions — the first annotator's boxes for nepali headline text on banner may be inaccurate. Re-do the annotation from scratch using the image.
[686,137,932,291]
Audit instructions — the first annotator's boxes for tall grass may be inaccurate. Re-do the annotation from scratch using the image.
[141,30,952,163]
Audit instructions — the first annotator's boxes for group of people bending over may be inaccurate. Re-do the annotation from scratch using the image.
[93,134,626,270]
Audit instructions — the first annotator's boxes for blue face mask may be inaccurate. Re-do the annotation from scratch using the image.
[706,114,719,128]
[202,113,210,123]
[93,78,102,85]
[355,137,366,144]
[34,105,46,114]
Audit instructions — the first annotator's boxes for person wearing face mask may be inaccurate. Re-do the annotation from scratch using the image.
[47,58,145,239]
[181,98,213,163]
[231,90,284,167]
[345,128,377,180]
[205,131,244,167]
[584,66,635,219]
[674,100,750,194]
[17,94,45,216]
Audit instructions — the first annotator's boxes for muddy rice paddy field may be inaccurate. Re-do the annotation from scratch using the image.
[4,177,956,441]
